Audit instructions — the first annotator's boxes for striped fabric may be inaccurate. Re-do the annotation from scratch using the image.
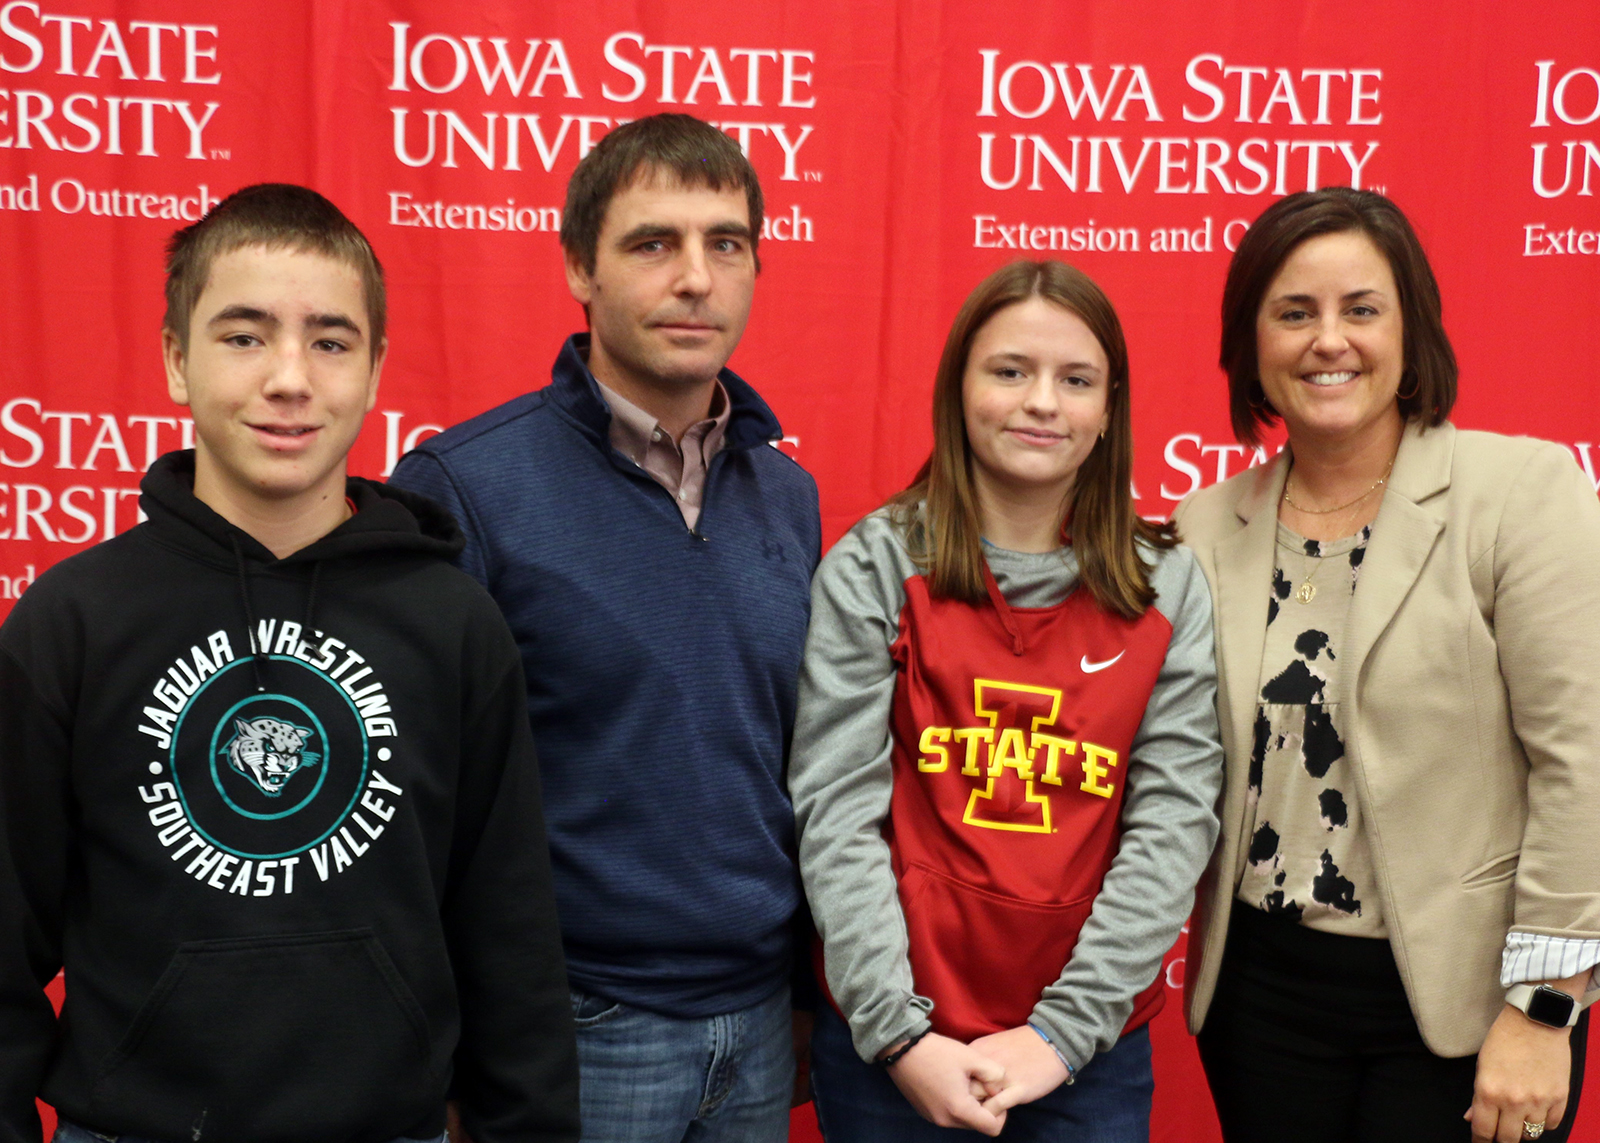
[1501,931,1600,991]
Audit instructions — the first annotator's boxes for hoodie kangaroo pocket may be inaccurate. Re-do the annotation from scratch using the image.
[92,929,434,1138]
[899,862,1095,1042]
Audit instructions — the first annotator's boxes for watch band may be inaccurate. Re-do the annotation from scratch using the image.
[1507,983,1582,1028]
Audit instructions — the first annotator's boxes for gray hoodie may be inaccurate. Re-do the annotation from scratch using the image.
[790,509,1223,1069]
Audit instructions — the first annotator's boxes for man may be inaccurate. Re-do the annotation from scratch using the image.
[390,115,821,1142]
[0,184,579,1143]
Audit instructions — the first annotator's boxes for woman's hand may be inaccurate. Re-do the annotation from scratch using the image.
[1466,999,1576,1143]
[882,1031,1009,1135]
[969,1025,1073,1114]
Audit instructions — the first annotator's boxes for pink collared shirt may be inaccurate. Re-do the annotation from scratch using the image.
[596,380,731,531]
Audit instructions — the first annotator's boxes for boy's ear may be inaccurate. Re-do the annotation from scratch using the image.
[163,326,192,407]
[364,338,387,414]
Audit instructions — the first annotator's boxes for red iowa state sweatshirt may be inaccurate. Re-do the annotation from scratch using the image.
[791,508,1222,1070]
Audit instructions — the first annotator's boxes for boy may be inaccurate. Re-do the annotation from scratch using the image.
[0,184,579,1143]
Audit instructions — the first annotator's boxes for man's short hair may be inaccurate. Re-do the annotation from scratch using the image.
[164,184,386,359]
[560,114,764,275]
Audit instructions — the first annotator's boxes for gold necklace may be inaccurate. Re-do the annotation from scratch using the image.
[1293,544,1326,604]
[1281,452,1393,603]
[1282,456,1396,515]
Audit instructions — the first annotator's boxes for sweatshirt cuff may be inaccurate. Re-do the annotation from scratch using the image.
[857,998,934,1063]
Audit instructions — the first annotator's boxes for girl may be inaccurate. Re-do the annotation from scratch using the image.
[791,259,1223,1141]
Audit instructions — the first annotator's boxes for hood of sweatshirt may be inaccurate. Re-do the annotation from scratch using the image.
[139,451,468,691]
[140,450,465,570]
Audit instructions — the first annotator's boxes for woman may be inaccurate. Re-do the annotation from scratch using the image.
[790,259,1223,1141]
[1177,187,1600,1143]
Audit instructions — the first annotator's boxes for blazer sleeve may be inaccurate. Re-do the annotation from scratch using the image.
[1492,442,1600,941]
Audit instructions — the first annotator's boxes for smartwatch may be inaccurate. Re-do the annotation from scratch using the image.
[1506,983,1581,1028]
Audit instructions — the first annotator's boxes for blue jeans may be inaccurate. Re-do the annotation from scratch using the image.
[809,1003,1152,1143]
[53,1123,445,1143]
[570,983,793,1143]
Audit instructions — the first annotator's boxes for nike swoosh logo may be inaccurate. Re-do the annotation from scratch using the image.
[1080,651,1124,674]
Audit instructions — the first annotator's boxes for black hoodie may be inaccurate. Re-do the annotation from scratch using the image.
[0,452,579,1143]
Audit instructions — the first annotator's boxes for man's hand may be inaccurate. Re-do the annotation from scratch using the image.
[1467,998,1576,1143]
[970,1025,1072,1114]
[881,1031,1009,1136]
[792,1009,815,1107]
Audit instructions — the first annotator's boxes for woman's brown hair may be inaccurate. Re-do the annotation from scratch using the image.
[891,259,1175,620]
[1220,187,1457,445]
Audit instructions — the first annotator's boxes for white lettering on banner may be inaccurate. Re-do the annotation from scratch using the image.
[2,400,189,470]
[1533,61,1600,127]
[0,4,226,160]
[0,399,186,545]
[601,33,813,107]
[384,25,819,181]
[0,482,142,542]
[1530,62,1600,198]
[1523,223,1600,255]
[1573,444,1600,493]
[388,190,560,232]
[1158,434,1278,501]
[759,204,813,242]
[978,51,1162,121]
[388,23,579,98]
[0,564,35,599]
[0,88,220,157]
[1151,437,1600,504]
[974,213,1229,254]
[0,5,218,83]
[980,130,1378,195]
[974,213,1141,252]
[47,177,218,219]
[389,108,815,179]
[975,51,1383,196]
[381,412,444,478]
[0,170,37,208]
[1181,56,1381,125]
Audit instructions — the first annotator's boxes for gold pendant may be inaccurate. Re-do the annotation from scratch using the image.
[1295,581,1317,604]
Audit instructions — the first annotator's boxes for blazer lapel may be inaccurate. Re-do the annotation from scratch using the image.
[1339,422,1453,706]
[1213,456,1289,781]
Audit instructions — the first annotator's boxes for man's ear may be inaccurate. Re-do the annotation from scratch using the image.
[564,248,594,307]
[163,326,192,407]
[364,338,387,413]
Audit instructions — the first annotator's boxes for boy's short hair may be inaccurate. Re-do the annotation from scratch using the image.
[164,184,386,359]
[560,114,764,275]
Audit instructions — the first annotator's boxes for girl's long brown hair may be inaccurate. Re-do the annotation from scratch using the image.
[890,259,1174,620]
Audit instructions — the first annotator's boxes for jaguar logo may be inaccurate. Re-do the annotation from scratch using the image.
[223,716,322,797]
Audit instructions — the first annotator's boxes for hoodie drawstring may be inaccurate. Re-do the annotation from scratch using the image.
[982,564,1027,657]
[301,561,321,638]
[230,534,269,693]
[231,536,325,693]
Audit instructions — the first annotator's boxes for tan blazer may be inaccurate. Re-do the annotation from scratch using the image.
[1174,421,1600,1056]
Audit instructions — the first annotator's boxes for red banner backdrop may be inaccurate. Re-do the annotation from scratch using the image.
[4,1,1599,1140]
